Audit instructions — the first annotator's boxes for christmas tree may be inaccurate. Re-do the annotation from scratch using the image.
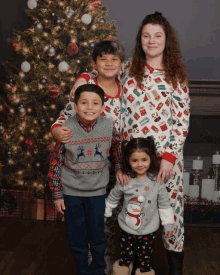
[0,0,118,197]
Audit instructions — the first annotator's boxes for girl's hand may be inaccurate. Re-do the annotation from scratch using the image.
[165,231,173,238]
[116,169,130,186]
[52,126,73,143]
[55,201,66,215]
[70,78,87,98]
[156,159,174,184]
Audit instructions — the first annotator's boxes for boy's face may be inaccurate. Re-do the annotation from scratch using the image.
[74,91,105,123]
[93,54,122,80]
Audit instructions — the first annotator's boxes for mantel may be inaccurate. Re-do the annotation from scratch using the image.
[189,80,220,115]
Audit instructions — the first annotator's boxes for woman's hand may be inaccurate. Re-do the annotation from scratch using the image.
[52,126,73,143]
[156,159,174,184]
[116,170,130,186]
[70,78,87,98]
[165,230,173,238]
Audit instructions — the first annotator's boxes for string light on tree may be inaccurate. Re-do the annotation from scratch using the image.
[34,22,43,30]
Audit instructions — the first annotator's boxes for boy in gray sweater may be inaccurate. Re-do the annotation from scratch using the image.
[49,84,123,275]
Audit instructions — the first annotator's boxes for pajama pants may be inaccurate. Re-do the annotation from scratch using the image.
[119,230,155,273]
[64,194,107,275]
[162,155,184,252]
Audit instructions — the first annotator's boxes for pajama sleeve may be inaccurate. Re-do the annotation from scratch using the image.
[162,83,190,164]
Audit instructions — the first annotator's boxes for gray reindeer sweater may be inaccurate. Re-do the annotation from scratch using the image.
[105,177,174,235]
[61,115,117,197]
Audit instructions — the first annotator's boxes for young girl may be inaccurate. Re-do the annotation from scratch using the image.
[104,137,174,275]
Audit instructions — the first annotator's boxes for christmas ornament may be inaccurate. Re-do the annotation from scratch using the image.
[25,138,34,148]
[89,42,96,49]
[90,0,102,8]
[7,149,12,158]
[21,61,31,72]
[67,8,74,18]
[47,46,56,57]
[99,17,105,23]
[48,86,60,98]
[0,123,4,134]
[58,61,69,72]
[67,43,78,55]
[81,14,92,25]
[106,35,117,41]
[34,21,43,30]
[12,40,20,52]
[39,116,46,126]
[27,0,37,9]
[54,17,62,26]
[40,78,47,85]
[17,105,26,117]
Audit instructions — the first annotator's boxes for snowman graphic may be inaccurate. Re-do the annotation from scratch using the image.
[125,196,145,230]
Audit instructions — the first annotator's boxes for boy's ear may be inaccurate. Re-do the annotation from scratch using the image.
[101,104,105,112]
[74,103,78,112]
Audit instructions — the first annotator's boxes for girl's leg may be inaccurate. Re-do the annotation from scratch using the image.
[63,195,91,275]
[119,230,136,267]
[85,195,107,275]
[135,232,155,273]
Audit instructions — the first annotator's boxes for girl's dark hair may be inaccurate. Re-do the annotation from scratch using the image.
[129,11,189,89]
[92,40,125,62]
[122,136,160,180]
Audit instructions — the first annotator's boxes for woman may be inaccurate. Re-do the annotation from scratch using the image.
[117,11,190,275]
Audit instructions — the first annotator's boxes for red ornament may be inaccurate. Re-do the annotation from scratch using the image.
[67,43,78,55]
[90,0,102,8]
[12,40,20,52]
[25,138,34,148]
[106,35,117,41]
[48,86,60,98]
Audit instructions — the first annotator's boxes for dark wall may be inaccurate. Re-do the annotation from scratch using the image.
[1,0,220,80]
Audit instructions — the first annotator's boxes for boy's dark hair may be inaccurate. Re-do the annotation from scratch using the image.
[122,137,160,180]
[75,84,105,105]
[92,40,125,62]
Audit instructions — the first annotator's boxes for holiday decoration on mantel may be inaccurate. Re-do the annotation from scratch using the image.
[0,0,118,196]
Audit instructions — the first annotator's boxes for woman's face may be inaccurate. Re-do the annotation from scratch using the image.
[141,23,166,61]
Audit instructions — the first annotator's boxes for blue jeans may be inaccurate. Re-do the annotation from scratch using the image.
[63,194,107,275]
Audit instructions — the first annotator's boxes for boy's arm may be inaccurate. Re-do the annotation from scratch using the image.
[50,99,75,142]
[48,141,65,204]
[110,125,124,171]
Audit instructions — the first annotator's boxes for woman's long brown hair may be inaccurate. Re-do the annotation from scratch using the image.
[129,12,189,89]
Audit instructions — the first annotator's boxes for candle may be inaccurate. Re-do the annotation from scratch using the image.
[213,191,220,203]
[193,159,203,170]
[212,154,220,164]
[189,185,199,198]
[201,178,215,200]
[183,172,190,196]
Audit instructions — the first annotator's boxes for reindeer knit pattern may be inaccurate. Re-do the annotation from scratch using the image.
[61,115,113,197]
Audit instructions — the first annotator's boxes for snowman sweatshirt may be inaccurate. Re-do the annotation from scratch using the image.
[105,176,174,235]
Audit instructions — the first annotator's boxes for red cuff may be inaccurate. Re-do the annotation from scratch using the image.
[76,73,90,82]
[162,152,176,164]
[50,124,61,137]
